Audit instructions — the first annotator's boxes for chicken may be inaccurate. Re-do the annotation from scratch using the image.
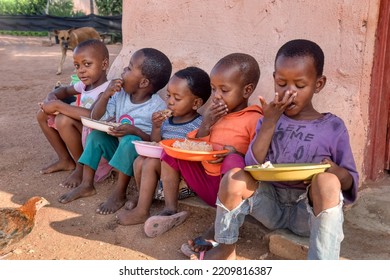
[0,196,49,252]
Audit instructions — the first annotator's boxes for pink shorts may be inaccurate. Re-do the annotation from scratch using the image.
[161,151,245,207]
[47,115,57,129]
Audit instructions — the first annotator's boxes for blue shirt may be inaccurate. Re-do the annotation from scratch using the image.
[161,114,202,139]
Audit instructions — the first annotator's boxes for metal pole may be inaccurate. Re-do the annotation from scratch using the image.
[90,0,94,15]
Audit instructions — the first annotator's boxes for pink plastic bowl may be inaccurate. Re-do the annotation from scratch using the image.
[132,141,163,158]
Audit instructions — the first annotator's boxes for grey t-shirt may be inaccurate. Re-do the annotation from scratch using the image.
[100,89,166,134]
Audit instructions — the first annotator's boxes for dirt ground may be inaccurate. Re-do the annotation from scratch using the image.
[0,35,269,260]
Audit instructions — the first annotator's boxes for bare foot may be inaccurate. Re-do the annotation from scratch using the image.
[59,167,83,188]
[116,207,149,225]
[96,191,126,215]
[40,159,75,174]
[124,197,138,210]
[190,243,236,260]
[58,183,96,204]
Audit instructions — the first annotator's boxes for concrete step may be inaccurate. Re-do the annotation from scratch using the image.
[179,173,390,260]
[266,229,308,260]
[179,196,352,260]
[179,196,309,259]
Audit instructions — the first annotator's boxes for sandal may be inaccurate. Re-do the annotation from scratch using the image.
[180,236,218,258]
[144,211,189,238]
[181,243,206,260]
[192,236,218,249]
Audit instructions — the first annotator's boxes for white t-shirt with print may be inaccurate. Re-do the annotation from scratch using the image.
[73,80,110,109]
[100,89,166,135]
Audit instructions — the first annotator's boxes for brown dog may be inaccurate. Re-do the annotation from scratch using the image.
[54,27,101,75]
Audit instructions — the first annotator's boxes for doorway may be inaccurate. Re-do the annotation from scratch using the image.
[366,0,390,180]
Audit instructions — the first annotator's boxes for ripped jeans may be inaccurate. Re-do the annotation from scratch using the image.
[214,182,344,260]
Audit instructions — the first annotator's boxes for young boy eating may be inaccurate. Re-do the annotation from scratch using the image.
[58,48,172,216]
[192,39,359,260]
[144,53,264,238]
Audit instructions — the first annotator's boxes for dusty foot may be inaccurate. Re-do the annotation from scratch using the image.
[96,191,126,215]
[190,244,236,260]
[60,168,83,188]
[58,183,96,204]
[40,159,75,174]
[124,197,138,210]
[116,207,149,225]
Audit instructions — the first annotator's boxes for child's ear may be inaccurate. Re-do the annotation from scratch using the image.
[102,58,109,70]
[192,97,203,110]
[243,83,255,98]
[139,78,150,88]
[315,75,327,93]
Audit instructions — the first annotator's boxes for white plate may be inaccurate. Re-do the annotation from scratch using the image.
[81,117,120,133]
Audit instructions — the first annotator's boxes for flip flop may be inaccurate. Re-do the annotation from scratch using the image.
[144,211,189,238]
[180,237,218,257]
[193,236,219,248]
[198,251,205,260]
[180,244,206,260]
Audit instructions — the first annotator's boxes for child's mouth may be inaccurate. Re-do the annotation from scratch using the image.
[287,103,296,111]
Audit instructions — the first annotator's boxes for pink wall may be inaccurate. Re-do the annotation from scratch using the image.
[108,0,381,184]
[73,0,95,14]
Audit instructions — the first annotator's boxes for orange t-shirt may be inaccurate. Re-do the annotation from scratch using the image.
[187,105,263,176]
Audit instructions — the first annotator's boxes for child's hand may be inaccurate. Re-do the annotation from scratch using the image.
[152,110,171,129]
[207,145,235,164]
[321,158,338,173]
[103,78,123,98]
[302,159,336,185]
[321,158,354,191]
[202,98,228,128]
[40,100,64,115]
[107,123,135,137]
[259,90,297,121]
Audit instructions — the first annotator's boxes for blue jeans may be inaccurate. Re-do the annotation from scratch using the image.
[79,130,140,176]
[214,182,344,260]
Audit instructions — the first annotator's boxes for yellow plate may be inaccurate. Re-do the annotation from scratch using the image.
[244,163,331,181]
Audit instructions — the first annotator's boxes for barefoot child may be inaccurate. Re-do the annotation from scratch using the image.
[37,39,111,188]
[116,66,211,225]
[144,53,264,238]
[58,48,172,215]
[194,39,359,260]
